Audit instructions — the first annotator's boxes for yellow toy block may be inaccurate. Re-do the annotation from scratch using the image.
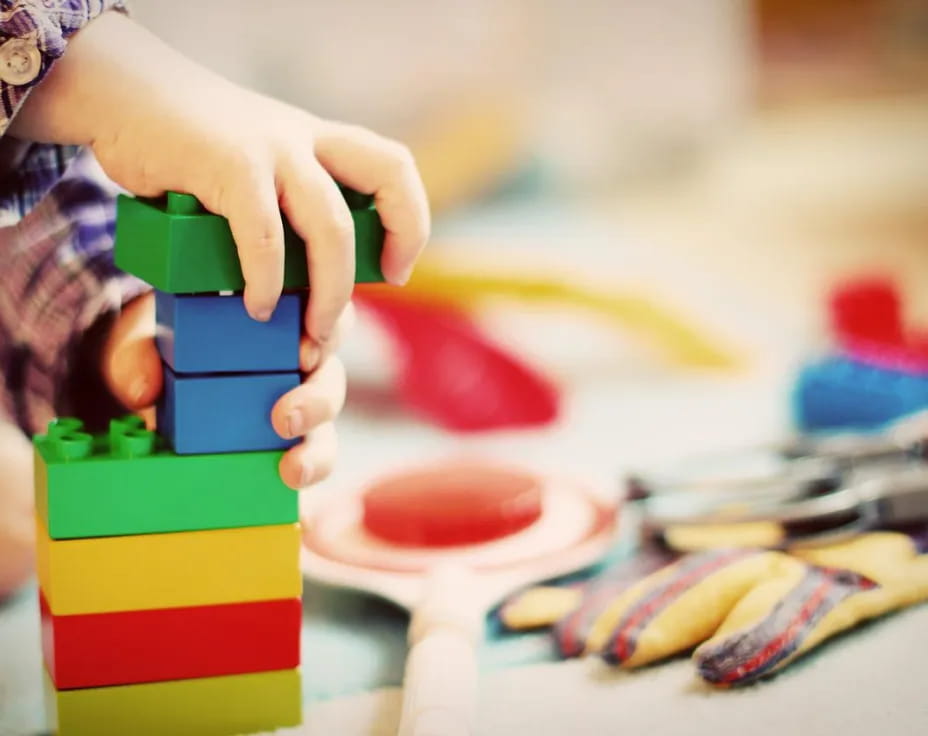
[45,667,301,735]
[36,517,301,615]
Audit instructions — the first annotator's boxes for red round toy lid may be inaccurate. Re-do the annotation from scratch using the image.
[361,461,544,547]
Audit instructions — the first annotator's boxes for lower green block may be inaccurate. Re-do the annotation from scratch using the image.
[34,416,296,540]
[45,667,302,736]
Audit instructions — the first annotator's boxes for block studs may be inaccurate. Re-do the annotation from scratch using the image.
[165,192,204,215]
[107,416,156,459]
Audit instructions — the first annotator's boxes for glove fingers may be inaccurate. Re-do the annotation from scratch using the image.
[695,565,878,686]
[499,549,674,653]
[695,533,928,687]
[504,531,928,686]
[499,586,584,631]
[792,532,919,585]
[554,550,674,658]
[555,582,635,658]
[663,521,785,552]
[590,549,783,668]
[798,554,928,637]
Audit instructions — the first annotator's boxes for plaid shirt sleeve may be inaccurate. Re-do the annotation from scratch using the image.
[0,0,148,434]
[0,1,127,132]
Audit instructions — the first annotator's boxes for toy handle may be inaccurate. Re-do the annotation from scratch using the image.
[397,565,483,736]
[397,626,479,736]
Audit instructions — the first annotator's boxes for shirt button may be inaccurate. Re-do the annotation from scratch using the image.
[0,38,41,85]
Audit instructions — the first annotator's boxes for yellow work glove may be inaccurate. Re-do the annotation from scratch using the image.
[500,531,928,686]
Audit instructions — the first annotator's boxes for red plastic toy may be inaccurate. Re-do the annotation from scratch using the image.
[41,593,300,690]
[355,289,559,432]
[830,278,928,374]
[362,461,544,546]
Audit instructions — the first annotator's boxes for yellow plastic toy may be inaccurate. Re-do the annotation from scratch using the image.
[382,255,743,371]
[37,518,301,615]
[45,668,301,736]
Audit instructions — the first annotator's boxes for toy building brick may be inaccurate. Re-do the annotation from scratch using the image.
[37,187,384,734]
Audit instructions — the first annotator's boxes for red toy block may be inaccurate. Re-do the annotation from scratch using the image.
[41,592,301,690]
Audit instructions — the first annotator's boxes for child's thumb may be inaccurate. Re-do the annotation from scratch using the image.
[101,293,164,410]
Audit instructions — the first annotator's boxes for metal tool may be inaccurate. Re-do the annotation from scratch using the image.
[628,411,928,545]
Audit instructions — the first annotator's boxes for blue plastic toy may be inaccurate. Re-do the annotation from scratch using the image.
[156,291,301,375]
[793,355,928,432]
[158,366,300,454]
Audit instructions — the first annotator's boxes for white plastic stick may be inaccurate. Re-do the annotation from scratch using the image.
[397,565,483,736]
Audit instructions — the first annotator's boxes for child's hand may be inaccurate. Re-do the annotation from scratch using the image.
[102,292,354,489]
[9,11,429,489]
[11,10,430,351]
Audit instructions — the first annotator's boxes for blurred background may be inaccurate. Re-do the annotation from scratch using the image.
[128,0,928,466]
[3,4,928,727]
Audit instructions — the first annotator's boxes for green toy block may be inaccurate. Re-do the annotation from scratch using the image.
[34,416,297,540]
[114,187,385,293]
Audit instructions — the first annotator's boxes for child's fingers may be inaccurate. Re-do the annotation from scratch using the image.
[278,150,355,349]
[299,301,355,373]
[312,122,430,286]
[271,354,347,442]
[101,292,163,409]
[278,421,338,490]
[218,165,286,322]
[0,418,36,596]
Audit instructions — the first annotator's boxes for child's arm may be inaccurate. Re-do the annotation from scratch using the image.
[9,9,430,338]
[0,5,429,489]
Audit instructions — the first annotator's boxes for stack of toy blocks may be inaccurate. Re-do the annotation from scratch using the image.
[36,189,384,735]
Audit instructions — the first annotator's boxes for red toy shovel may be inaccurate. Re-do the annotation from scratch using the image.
[355,290,559,431]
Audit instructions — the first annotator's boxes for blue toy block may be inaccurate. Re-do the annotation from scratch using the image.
[156,291,301,374]
[157,366,300,454]
[793,355,928,432]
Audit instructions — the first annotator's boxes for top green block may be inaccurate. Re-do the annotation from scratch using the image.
[114,189,385,293]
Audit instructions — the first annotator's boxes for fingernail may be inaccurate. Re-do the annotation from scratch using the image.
[299,461,316,487]
[253,308,273,322]
[128,376,149,405]
[286,410,305,439]
[391,265,414,286]
[301,342,321,372]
